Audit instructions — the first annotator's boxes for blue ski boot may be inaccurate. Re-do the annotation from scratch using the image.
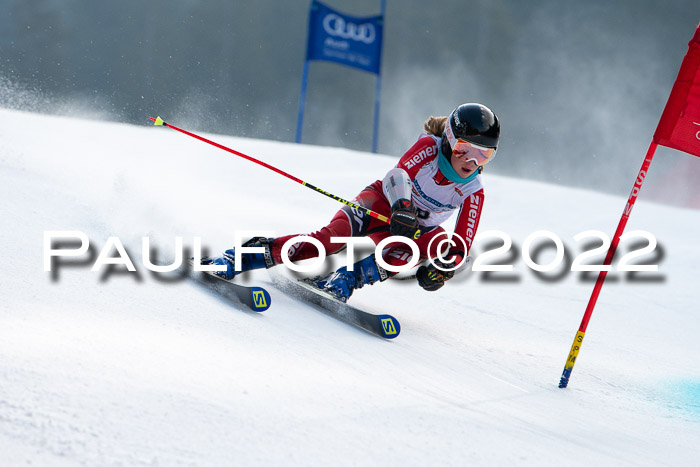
[317,254,388,302]
[202,237,276,280]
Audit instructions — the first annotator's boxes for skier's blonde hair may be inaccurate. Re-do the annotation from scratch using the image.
[423,116,448,136]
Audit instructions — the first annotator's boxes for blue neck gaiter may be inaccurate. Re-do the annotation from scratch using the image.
[437,148,481,183]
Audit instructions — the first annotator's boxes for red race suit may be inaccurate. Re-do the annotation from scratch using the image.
[270,134,485,270]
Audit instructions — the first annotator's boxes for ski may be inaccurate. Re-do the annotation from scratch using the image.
[272,274,400,339]
[187,259,271,312]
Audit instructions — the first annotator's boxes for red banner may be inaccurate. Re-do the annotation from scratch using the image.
[653,23,700,158]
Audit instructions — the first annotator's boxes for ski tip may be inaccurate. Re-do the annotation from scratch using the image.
[250,287,271,312]
[377,314,400,339]
[151,116,165,126]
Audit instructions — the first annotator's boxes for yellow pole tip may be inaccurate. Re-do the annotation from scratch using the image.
[154,116,164,126]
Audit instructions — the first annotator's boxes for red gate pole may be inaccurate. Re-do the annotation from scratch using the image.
[558,142,658,388]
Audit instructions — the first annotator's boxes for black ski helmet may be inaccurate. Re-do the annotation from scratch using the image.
[441,103,500,158]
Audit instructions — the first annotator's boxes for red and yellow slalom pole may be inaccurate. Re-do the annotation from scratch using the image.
[149,116,390,224]
[558,142,657,388]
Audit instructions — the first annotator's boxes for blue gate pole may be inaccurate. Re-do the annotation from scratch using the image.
[296,60,310,144]
[371,0,386,153]
[372,72,382,154]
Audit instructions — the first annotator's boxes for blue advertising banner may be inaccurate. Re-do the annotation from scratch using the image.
[305,0,384,75]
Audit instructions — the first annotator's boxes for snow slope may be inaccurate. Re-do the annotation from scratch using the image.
[1,108,699,466]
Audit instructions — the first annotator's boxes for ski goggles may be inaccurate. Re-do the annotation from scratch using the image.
[445,122,497,166]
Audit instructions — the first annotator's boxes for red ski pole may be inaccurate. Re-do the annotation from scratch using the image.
[150,116,390,224]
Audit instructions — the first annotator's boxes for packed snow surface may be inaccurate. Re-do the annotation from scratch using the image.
[1,109,699,466]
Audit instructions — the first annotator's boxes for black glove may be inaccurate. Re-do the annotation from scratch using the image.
[389,199,420,239]
[416,254,462,291]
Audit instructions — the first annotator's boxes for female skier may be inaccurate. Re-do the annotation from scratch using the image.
[202,103,500,302]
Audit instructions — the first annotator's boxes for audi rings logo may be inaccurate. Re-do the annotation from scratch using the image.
[322,14,376,44]
[427,232,469,272]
